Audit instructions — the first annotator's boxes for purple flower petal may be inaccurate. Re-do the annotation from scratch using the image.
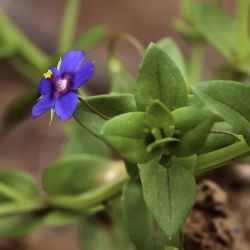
[38,78,52,95]
[50,66,60,77]
[71,62,95,90]
[32,94,55,119]
[55,92,78,121]
[60,50,85,75]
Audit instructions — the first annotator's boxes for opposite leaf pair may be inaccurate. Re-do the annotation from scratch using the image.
[102,43,215,164]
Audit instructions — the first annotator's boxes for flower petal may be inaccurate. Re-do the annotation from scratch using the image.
[38,78,52,95]
[55,92,78,121]
[60,50,85,75]
[50,66,60,77]
[71,62,95,90]
[32,94,55,119]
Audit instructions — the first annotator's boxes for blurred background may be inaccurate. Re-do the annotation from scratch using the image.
[0,0,240,249]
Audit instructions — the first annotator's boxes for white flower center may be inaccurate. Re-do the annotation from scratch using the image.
[56,79,68,92]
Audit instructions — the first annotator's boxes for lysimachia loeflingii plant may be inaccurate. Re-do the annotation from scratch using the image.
[30,43,250,249]
[0,1,250,250]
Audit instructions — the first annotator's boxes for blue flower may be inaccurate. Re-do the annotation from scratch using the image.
[32,50,95,121]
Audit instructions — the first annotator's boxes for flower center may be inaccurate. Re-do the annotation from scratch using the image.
[56,79,68,92]
[53,75,72,97]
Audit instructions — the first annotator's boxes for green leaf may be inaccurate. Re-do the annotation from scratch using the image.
[138,156,197,237]
[79,205,135,250]
[73,101,107,140]
[43,154,110,195]
[157,38,188,83]
[135,43,187,112]
[193,81,250,143]
[122,180,154,250]
[0,214,42,237]
[0,87,39,134]
[135,43,187,111]
[195,4,235,62]
[75,26,107,51]
[64,123,111,157]
[84,93,137,117]
[108,56,135,93]
[199,122,238,154]
[102,112,161,163]
[170,107,215,156]
[0,170,39,202]
[43,210,80,226]
[145,100,175,137]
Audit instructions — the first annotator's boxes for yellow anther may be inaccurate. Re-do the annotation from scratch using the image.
[44,69,52,79]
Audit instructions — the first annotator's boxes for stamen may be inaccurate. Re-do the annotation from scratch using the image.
[44,69,53,79]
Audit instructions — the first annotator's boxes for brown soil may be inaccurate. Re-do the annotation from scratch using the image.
[184,174,250,250]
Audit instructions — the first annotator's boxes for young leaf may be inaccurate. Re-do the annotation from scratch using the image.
[138,156,197,237]
[0,170,39,201]
[193,81,250,144]
[43,154,110,195]
[122,180,154,250]
[75,26,107,51]
[145,100,175,137]
[195,4,235,62]
[101,112,161,163]
[157,38,188,83]
[170,107,215,156]
[135,43,188,111]
[84,93,137,117]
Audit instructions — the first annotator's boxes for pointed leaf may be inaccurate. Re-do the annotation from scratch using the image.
[138,156,197,237]
[195,4,235,62]
[193,81,250,143]
[84,93,137,117]
[135,43,188,111]
[122,180,154,250]
[157,38,188,83]
[73,101,107,140]
[170,107,215,156]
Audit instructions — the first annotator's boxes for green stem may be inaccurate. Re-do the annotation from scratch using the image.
[195,140,250,174]
[188,43,204,86]
[58,0,80,54]
[0,200,46,216]
[236,0,249,62]
[0,11,49,70]
[108,33,145,59]
[49,176,128,209]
